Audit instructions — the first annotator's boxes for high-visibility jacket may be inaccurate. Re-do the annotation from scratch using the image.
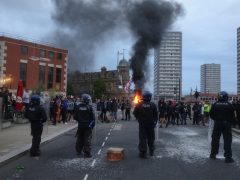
[204,104,210,113]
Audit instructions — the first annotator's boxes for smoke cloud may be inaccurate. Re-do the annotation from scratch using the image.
[51,0,125,71]
[127,0,183,89]
[51,0,183,83]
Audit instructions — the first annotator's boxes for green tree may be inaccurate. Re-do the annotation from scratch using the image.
[93,79,106,99]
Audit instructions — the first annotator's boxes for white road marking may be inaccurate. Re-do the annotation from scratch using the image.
[105,137,108,141]
[98,149,102,155]
[108,132,111,136]
[102,142,105,147]
[83,174,88,180]
[91,159,96,167]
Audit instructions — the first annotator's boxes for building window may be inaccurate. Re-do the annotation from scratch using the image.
[20,46,28,54]
[48,51,55,59]
[57,53,62,60]
[39,65,45,85]
[47,67,54,89]
[56,68,62,83]
[40,49,46,58]
[20,63,27,86]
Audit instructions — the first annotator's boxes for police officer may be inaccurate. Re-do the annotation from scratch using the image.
[133,91,158,158]
[25,95,47,158]
[209,91,235,163]
[74,94,95,158]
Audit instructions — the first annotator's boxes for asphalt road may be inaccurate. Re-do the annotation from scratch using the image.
[1,119,240,180]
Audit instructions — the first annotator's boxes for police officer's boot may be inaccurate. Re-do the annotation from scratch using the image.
[149,150,154,156]
[209,154,216,160]
[139,152,147,159]
[225,157,234,163]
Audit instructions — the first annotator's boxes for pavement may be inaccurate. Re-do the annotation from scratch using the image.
[0,120,78,166]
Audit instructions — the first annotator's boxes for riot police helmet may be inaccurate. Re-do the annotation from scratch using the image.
[30,95,40,105]
[218,91,228,102]
[81,94,92,104]
[142,91,152,102]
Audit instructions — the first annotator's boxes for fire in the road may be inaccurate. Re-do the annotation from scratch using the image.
[133,90,142,104]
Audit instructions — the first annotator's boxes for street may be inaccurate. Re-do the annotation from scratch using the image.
[0,119,240,180]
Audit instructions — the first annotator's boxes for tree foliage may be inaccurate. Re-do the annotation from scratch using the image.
[93,79,106,99]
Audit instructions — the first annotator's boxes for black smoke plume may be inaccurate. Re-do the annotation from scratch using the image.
[51,0,183,81]
[127,0,182,89]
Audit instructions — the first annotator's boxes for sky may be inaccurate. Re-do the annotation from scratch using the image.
[0,0,239,95]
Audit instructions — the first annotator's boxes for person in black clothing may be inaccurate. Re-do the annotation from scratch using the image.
[74,94,95,158]
[166,101,174,127]
[25,95,47,157]
[186,103,192,120]
[179,102,187,125]
[51,97,59,125]
[100,99,107,122]
[209,91,235,163]
[125,100,131,121]
[133,91,158,158]
[192,102,200,125]
[121,100,125,120]
[111,98,118,121]
[158,99,167,128]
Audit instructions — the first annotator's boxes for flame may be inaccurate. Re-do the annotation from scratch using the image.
[133,91,142,104]
[133,95,140,104]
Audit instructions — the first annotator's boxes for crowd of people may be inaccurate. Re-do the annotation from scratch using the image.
[157,99,240,129]
[1,86,240,131]
[96,98,132,122]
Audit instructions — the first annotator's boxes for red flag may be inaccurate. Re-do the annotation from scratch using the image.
[15,80,24,111]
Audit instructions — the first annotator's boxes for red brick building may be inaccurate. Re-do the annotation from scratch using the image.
[0,35,68,92]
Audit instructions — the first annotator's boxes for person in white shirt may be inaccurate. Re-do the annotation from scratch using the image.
[23,89,30,109]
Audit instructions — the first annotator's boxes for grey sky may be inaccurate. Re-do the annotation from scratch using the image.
[0,0,239,95]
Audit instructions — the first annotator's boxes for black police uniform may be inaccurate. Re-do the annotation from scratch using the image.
[26,96,47,157]
[210,98,235,162]
[134,99,158,157]
[74,101,95,157]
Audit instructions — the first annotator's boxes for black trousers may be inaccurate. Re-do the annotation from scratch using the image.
[125,109,130,120]
[30,124,43,156]
[76,127,92,154]
[138,125,155,153]
[211,121,232,158]
[193,113,199,125]
[61,109,67,123]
